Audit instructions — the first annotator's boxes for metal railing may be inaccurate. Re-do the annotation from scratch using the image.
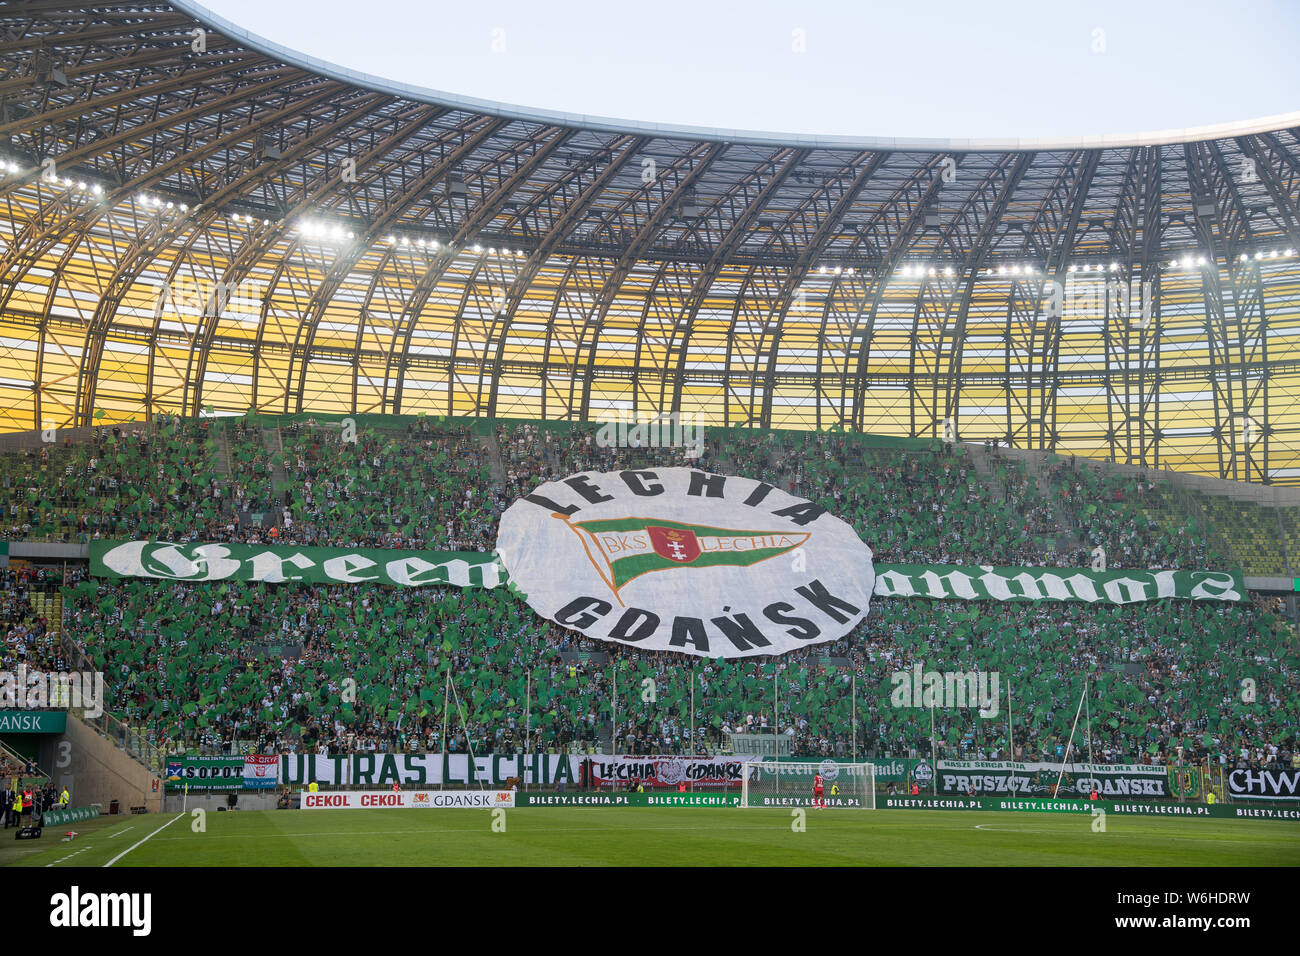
[79,708,168,774]
[57,630,166,773]
[0,738,49,782]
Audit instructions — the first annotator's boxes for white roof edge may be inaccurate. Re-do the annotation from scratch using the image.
[173,0,1300,152]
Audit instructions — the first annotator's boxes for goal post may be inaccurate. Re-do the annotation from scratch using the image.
[740,760,876,809]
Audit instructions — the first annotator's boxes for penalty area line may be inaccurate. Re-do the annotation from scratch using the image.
[972,823,1088,833]
[103,812,185,867]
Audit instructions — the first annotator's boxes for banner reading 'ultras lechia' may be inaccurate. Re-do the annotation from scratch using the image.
[495,468,874,658]
[277,752,763,789]
[91,540,503,588]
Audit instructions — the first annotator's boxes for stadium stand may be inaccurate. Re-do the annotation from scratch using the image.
[1046,461,1229,570]
[1,564,70,675]
[1,1,1298,818]
[1,416,1285,775]
[59,572,1298,770]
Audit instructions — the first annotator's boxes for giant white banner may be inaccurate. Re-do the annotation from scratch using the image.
[494,468,874,658]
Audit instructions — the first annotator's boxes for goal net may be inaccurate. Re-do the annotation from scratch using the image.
[740,760,876,809]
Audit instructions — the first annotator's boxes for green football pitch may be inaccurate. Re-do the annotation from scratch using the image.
[5,808,1299,866]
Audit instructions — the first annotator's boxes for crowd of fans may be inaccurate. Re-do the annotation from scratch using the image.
[58,573,1298,771]
[0,413,1295,774]
[1048,460,1225,569]
[0,415,1241,571]
[1,564,71,678]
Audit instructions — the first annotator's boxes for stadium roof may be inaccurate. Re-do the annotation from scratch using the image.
[2,1,1299,482]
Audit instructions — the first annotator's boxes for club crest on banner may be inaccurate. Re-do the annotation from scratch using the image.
[656,759,688,785]
[495,468,874,658]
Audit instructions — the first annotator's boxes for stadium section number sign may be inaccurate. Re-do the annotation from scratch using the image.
[496,468,874,658]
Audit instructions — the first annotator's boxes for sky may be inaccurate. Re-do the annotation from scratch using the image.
[196,0,1300,141]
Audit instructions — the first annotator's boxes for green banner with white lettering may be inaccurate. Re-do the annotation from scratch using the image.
[879,795,1300,821]
[41,805,99,826]
[89,541,1243,607]
[90,540,503,589]
[0,710,67,733]
[872,565,1244,603]
[516,793,739,807]
[760,756,914,782]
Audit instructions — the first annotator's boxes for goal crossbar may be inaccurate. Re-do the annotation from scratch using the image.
[740,760,876,809]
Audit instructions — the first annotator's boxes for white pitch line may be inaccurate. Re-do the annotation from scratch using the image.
[973,823,1087,833]
[46,846,93,867]
[104,825,136,840]
[103,813,184,867]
